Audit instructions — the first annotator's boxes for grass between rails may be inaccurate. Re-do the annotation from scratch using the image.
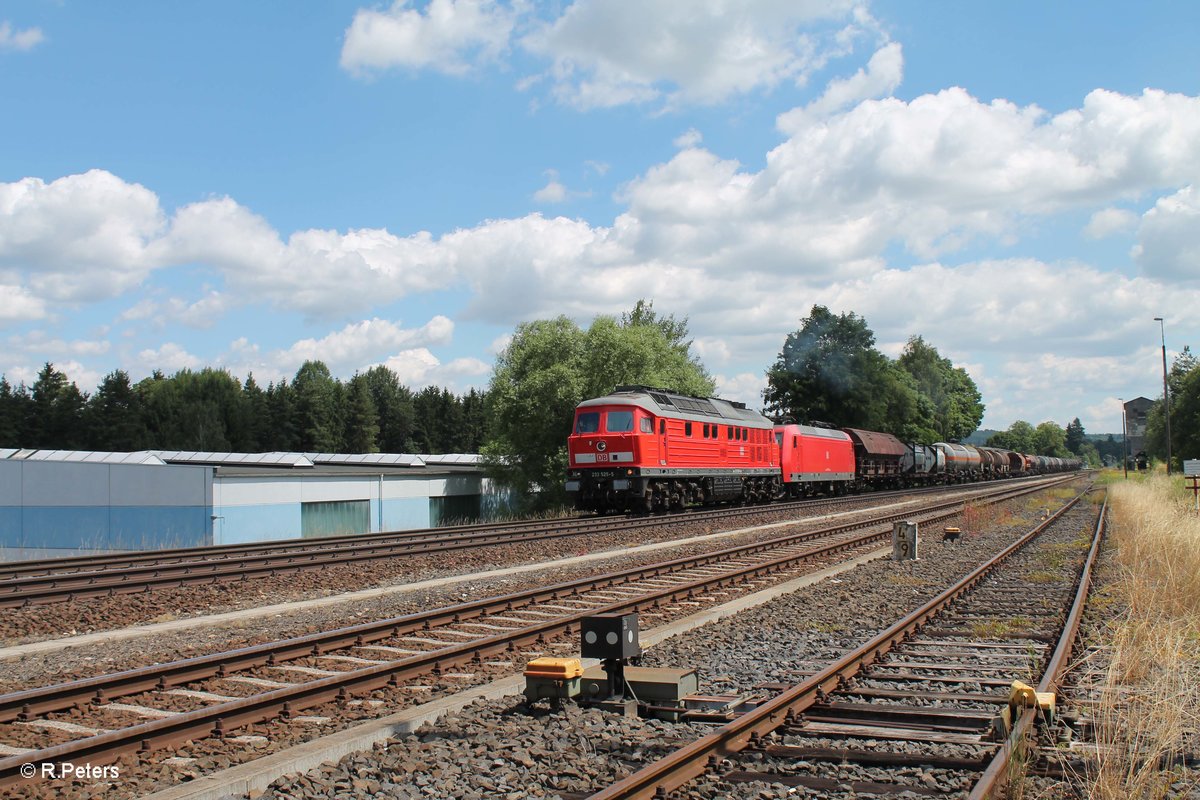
[1079,471,1200,799]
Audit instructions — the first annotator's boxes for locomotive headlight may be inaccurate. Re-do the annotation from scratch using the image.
[596,441,607,451]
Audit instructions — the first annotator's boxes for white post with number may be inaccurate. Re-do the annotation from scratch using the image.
[892,521,919,561]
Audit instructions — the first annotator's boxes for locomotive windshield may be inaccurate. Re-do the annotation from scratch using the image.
[607,410,635,432]
[575,412,600,433]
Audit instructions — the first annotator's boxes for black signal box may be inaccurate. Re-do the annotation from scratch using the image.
[581,613,641,660]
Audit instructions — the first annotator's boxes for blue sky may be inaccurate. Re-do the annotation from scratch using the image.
[2,1,1199,436]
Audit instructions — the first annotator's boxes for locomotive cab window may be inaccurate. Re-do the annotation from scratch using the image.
[575,412,600,434]
[640,417,653,433]
[607,410,634,432]
[659,419,666,435]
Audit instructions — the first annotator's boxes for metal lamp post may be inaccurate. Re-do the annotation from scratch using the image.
[1119,398,1128,479]
[1154,317,1172,474]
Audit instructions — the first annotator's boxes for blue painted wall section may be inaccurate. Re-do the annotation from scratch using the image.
[0,461,213,552]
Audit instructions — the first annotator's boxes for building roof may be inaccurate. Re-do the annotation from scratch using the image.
[0,449,486,475]
[0,449,167,465]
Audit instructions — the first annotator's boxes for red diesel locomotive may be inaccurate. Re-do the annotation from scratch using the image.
[565,386,1081,514]
[565,385,779,513]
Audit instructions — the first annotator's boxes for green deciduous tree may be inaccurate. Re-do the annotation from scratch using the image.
[1146,345,1200,469]
[1033,421,1069,457]
[484,303,713,511]
[897,336,984,441]
[987,420,1037,453]
[137,368,246,451]
[764,310,987,442]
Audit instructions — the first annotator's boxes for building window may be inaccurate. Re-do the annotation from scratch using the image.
[301,500,369,538]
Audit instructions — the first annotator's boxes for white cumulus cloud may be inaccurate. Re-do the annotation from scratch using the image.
[0,21,44,51]
[0,170,166,301]
[273,316,455,376]
[341,0,516,76]
[1133,186,1200,282]
[802,41,903,118]
[521,0,859,109]
[1084,207,1138,239]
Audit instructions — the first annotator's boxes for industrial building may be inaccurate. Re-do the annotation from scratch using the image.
[1122,396,1153,461]
[0,450,510,559]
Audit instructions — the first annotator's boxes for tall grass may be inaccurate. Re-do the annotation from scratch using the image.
[1084,472,1200,799]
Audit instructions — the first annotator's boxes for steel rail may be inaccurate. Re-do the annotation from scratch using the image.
[584,486,1097,800]
[967,493,1107,799]
[0,475,1051,583]
[0,479,1061,724]
[0,478,1072,786]
[0,477,1064,608]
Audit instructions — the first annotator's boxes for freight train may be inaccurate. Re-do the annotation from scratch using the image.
[565,385,1080,514]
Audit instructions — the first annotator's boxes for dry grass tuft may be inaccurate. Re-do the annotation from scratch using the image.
[1082,474,1200,799]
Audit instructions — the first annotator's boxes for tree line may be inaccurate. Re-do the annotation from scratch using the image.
[762,305,984,442]
[0,362,488,455]
[3,299,1127,511]
[1145,345,1200,469]
[984,417,1115,465]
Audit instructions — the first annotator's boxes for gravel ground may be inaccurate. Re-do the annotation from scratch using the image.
[0,499,912,693]
[1015,515,1200,800]
[0,496,936,646]
[223,482,1091,800]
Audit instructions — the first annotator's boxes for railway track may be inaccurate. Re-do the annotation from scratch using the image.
[0,478,1049,608]
[586,486,1102,799]
[0,477,1073,792]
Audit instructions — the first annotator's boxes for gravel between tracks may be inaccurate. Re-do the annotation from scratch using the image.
[216,483,1094,800]
[0,491,964,692]
[1,500,920,646]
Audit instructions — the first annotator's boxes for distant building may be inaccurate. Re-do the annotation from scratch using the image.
[0,450,514,560]
[1123,397,1153,463]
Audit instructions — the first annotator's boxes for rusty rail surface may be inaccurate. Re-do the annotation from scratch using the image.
[585,485,1101,800]
[967,493,1106,799]
[0,477,1056,607]
[0,477,1075,787]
